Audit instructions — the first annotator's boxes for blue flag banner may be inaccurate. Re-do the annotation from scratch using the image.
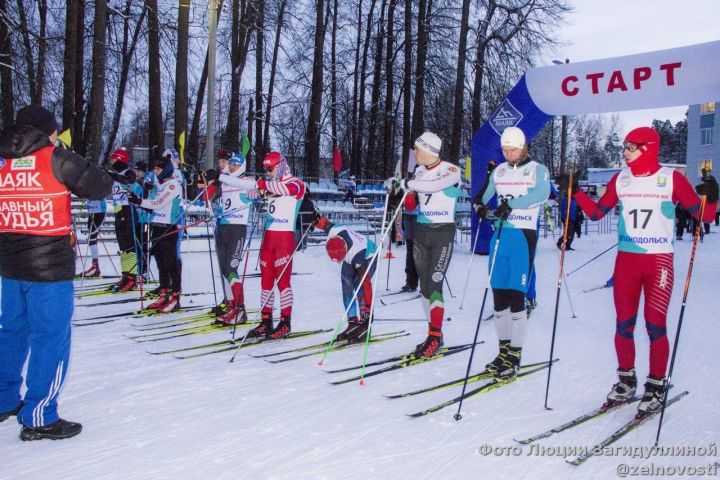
[469,75,551,253]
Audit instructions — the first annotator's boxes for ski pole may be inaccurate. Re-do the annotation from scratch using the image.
[565,243,618,277]
[459,228,481,310]
[230,209,260,340]
[130,205,144,309]
[229,223,315,362]
[543,170,575,410]
[454,218,505,421]
[655,196,706,445]
[562,270,577,319]
[444,275,455,299]
[203,198,220,308]
[385,241,392,291]
[356,193,409,382]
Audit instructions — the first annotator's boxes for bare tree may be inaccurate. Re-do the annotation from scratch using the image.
[382,0,396,177]
[305,0,327,178]
[83,0,108,162]
[175,0,190,153]
[263,0,288,155]
[447,0,471,164]
[253,0,264,166]
[61,0,79,132]
[400,0,412,173]
[104,3,148,158]
[0,0,14,126]
[147,0,164,154]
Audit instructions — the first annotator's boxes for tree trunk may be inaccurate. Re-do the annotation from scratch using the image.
[382,0,395,177]
[83,0,108,163]
[147,0,164,155]
[61,0,78,132]
[411,0,430,141]
[73,0,85,154]
[352,0,377,177]
[0,0,15,127]
[304,0,326,178]
[35,0,47,104]
[366,0,386,178]
[253,0,265,169]
[223,0,254,154]
[16,0,37,101]
[104,3,147,159]
[175,0,190,155]
[263,0,287,156]
[471,2,496,133]
[401,0,412,174]
[350,0,363,176]
[448,0,471,164]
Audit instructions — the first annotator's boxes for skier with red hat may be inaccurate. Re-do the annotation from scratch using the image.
[316,217,378,343]
[559,126,714,416]
[246,151,306,339]
[107,147,141,291]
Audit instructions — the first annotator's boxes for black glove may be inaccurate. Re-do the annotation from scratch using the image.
[107,169,135,185]
[486,160,497,175]
[474,204,489,219]
[128,193,143,206]
[142,181,154,198]
[205,168,219,181]
[556,172,580,194]
[493,198,512,220]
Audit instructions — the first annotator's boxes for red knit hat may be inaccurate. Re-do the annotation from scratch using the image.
[325,236,348,262]
[217,149,231,160]
[110,148,130,164]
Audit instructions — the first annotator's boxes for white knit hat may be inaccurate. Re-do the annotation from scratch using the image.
[415,131,442,156]
[500,127,526,149]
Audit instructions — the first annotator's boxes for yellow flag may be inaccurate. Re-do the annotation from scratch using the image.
[464,155,471,181]
[57,129,72,148]
[178,131,186,165]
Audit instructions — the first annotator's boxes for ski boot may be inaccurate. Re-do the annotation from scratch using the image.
[20,419,82,441]
[210,300,227,316]
[338,313,370,344]
[157,292,180,313]
[0,402,22,423]
[247,313,273,339]
[413,326,443,358]
[81,260,101,278]
[485,340,511,374]
[636,375,666,416]
[110,273,137,292]
[146,288,170,310]
[215,301,248,326]
[494,346,521,379]
[604,368,637,408]
[400,284,417,293]
[269,315,292,340]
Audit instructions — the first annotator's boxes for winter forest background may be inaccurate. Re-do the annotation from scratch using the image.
[0,0,689,178]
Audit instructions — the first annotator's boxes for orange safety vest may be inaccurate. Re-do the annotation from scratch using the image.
[0,145,72,236]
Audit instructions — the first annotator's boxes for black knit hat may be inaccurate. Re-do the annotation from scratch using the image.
[16,104,58,136]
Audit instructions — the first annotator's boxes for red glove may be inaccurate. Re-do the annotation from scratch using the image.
[257,178,267,190]
[404,193,418,211]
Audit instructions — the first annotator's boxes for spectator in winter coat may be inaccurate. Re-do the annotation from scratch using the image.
[0,104,114,441]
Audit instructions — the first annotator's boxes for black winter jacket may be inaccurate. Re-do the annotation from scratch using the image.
[0,125,114,282]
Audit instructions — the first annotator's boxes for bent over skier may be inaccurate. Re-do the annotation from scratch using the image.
[317,217,377,343]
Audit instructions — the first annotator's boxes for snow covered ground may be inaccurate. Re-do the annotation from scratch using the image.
[1,228,719,480]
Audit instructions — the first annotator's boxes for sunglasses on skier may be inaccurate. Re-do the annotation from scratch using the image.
[623,143,644,152]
